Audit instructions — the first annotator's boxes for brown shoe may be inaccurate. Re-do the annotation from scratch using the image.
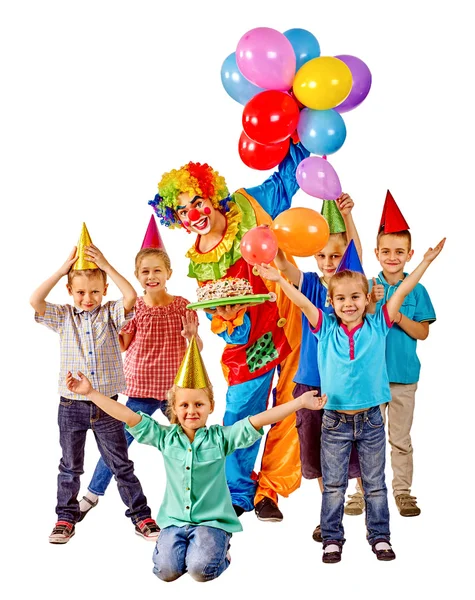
[254,497,283,522]
[372,540,396,561]
[395,494,421,517]
[49,521,75,544]
[312,524,322,543]
[344,492,365,515]
[322,541,343,564]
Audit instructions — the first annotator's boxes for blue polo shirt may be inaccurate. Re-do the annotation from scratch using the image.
[370,272,436,384]
[312,306,393,411]
[294,272,333,386]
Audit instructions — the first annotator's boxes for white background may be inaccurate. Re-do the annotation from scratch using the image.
[1,1,472,598]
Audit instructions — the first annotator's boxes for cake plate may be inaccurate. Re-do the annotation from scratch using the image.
[187,294,271,310]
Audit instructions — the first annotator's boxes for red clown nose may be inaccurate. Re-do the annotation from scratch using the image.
[188,208,201,222]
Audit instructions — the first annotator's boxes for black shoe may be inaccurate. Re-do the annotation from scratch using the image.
[233,504,245,517]
[254,497,283,522]
[312,524,322,542]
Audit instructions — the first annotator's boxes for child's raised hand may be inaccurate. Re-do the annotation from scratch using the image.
[370,277,385,303]
[58,247,78,276]
[181,311,198,340]
[84,244,110,271]
[66,370,93,396]
[254,263,281,282]
[423,238,446,263]
[336,193,354,216]
[300,390,327,411]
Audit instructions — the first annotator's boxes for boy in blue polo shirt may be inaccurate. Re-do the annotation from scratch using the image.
[256,235,445,562]
[369,191,436,517]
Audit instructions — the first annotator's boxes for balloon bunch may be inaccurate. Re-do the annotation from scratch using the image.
[221,26,372,199]
[221,27,372,260]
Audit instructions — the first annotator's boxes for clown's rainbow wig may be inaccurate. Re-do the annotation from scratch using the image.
[149,162,230,228]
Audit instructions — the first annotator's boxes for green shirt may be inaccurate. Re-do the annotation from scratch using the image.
[126,413,263,533]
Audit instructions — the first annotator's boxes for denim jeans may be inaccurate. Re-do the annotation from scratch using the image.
[152,525,231,582]
[88,397,168,496]
[57,396,151,524]
[320,406,390,546]
[293,383,361,480]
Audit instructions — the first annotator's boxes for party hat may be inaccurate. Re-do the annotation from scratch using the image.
[141,215,166,250]
[72,222,97,271]
[379,190,410,233]
[321,200,346,234]
[174,336,211,389]
[335,239,365,275]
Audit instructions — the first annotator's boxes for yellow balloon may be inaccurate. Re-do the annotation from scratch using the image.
[293,56,353,110]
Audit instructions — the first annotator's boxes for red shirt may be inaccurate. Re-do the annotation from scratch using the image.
[121,296,197,400]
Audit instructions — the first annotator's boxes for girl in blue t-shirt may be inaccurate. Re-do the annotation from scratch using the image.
[255,237,444,564]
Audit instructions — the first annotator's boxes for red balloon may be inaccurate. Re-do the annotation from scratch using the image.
[238,131,290,171]
[240,225,278,265]
[242,90,300,144]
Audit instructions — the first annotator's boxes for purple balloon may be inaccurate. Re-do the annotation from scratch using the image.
[334,55,372,113]
[296,156,342,200]
[236,27,296,91]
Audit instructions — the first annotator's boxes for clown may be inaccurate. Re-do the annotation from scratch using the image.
[150,142,309,520]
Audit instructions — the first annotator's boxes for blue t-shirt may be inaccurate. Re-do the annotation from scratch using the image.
[371,272,436,384]
[312,305,393,411]
[294,272,333,386]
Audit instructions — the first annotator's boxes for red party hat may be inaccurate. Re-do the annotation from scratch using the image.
[379,190,410,233]
[141,215,166,250]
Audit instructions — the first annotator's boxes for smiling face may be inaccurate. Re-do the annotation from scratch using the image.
[375,233,413,278]
[175,193,218,235]
[172,387,214,439]
[315,234,348,283]
[67,271,108,311]
[328,271,370,329]
[135,253,171,295]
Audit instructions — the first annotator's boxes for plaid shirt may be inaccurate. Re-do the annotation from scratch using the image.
[122,296,197,400]
[35,299,133,400]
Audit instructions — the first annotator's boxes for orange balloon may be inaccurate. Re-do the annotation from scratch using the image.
[271,207,330,256]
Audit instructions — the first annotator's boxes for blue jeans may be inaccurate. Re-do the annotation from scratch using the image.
[152,525,231,582]
[57,397,151,524]
[88,397,168,496]
[320,406,390,546]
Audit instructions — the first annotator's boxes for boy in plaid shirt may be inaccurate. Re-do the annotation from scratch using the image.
[31,235,159,544]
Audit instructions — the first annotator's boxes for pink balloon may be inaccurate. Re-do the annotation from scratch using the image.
[236,27,296,91]
[240,225,278,265]
[296,157,342,200]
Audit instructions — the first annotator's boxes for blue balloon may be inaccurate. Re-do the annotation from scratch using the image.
[220,52,265,105]
[297,108,347,155]
[283,28,321,72]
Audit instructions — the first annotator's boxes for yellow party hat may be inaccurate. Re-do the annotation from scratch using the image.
[174,336,211,389]
[72,222,97,271]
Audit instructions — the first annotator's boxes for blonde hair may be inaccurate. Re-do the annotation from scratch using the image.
[166,384,215,424]
[67,268,107,287]
[134,248,171,274]
[328,269,369,299]
[376,230,411,250]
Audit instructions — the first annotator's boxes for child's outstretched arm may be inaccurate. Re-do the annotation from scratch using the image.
[255,263,320,328]
[66,371,141,427]
[338,193,363,261]
[273,248,301,287]
[386,238,446,322]
[30,247,78,316]
[181,311,203,351]
[85,245,137,313]
[250,390,327,429]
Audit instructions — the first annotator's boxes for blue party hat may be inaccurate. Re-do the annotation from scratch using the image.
[335,239,365,275]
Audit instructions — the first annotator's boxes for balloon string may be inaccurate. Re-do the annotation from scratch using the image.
[322,155,327,160]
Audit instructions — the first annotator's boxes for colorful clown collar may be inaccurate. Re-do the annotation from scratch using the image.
[186,192,257,281]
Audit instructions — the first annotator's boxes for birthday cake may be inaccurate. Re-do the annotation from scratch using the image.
[196,277,254,302]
